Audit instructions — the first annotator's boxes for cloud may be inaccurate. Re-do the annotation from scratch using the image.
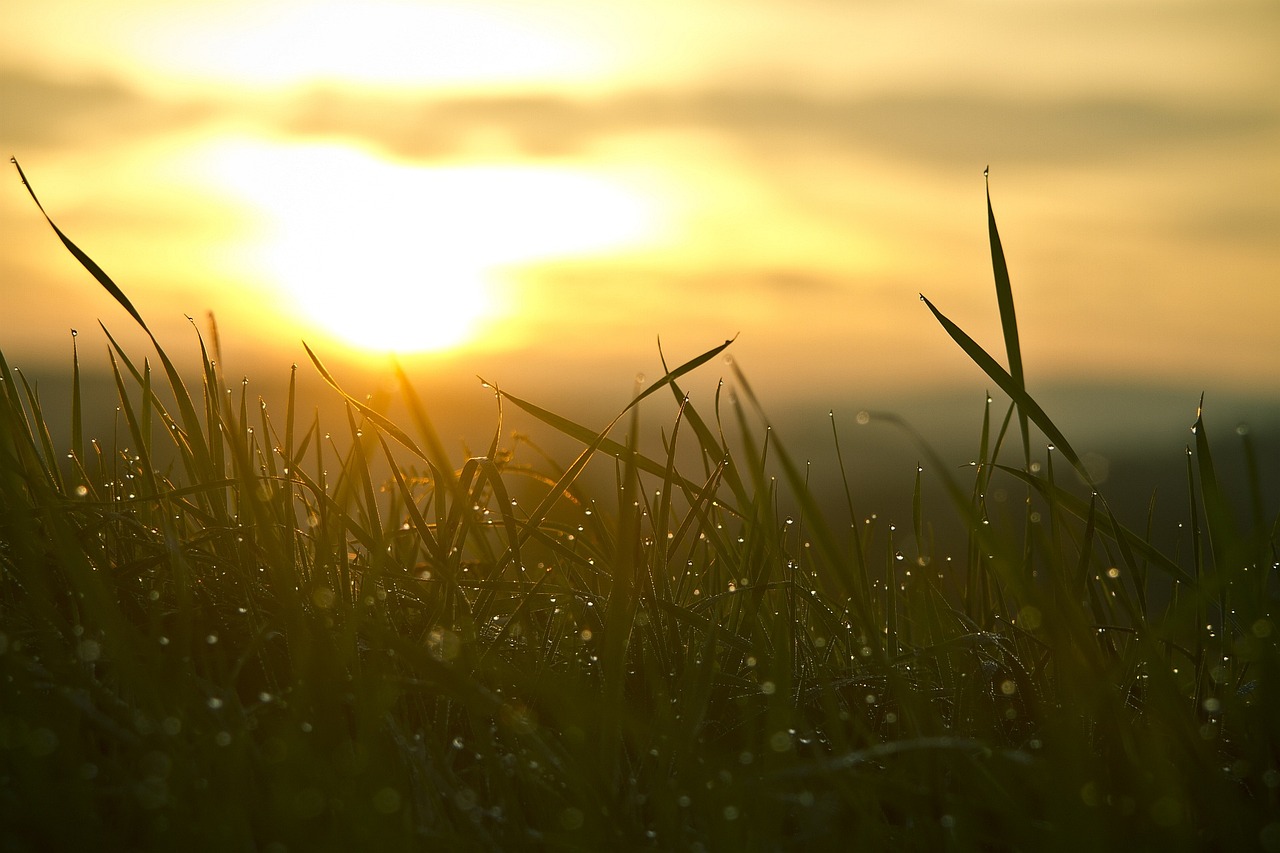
[0,69,214,149]
[4,65,1274,171]
[274,86,1279,169]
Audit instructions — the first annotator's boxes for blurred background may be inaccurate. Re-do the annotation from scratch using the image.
[2,0,1278,537]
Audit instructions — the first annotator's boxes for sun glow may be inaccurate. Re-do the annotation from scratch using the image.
[198,139,663,354]
[113,0,610,93]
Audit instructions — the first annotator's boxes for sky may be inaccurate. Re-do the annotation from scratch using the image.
[2,0,1278,439]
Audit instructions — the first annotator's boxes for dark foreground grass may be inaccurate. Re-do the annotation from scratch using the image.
[2,162,1278,851]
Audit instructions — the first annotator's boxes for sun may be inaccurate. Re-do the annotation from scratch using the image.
[195,139,662,355]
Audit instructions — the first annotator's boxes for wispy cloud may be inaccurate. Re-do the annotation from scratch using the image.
[274,87,1280,167]
[6,68,1274,168]
[0,70,214,148]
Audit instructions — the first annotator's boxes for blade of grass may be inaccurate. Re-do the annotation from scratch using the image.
[70,331,84,465]
[920,294,1085,479]
[985,169,1031,467]
[393,359,460,490]
[12,158,149,332]
[996,465,1193,585]
[303,342,431,464]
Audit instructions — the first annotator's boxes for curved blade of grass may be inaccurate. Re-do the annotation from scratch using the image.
[393,359,459,489]
[14,371,63,492]
[487,337,738,519]
[920,294,1085,478]
[376,434,447,566]
[14,161,218,486]
[986,170,1030,465]
[303,341,430,463]
[658,338,749,507]
[12,158,149,332]
[70,332,84,464]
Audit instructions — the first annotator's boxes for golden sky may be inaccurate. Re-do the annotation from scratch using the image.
[2,0,1278,414]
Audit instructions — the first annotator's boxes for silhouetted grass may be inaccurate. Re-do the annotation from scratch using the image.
[2,160,1277,851]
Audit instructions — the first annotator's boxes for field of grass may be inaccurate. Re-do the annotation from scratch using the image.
[2,162,1278,851]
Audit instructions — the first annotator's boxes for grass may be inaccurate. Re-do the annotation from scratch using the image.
[2,159,1278,851]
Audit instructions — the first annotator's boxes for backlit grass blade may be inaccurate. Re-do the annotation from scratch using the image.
[920,294,1085,478]
[12,158,149,333]
[70,331,84,464]
[658,338,750,507]
[496,388,720,508]
[393,359,459,489]
[15,370,62,492]
[303,341,430,463]
[377,435,446,565]
[829,411,871,601]
[105,350,158,497]
[1192,396,1238,574]
[488,339,739,514]
[985,170,1030,465]
[651,394,690,604]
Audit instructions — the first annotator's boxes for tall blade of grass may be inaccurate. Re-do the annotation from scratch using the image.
[485,382,504,461]
[665,457,730,559]
[466,456,523,579]
[1191,398,1234,685]
[602,394,643,705]
[14,371,63,493]
[492,386,696,495]
[0,355,46,491]
[194,327,228,503]
[651,394,690,606]
[304,342,431,463]
[658,339,750,507]
[920,294,1085,479]
[985,170,1031,467]
[140,357,153,465]
[393,360,459,489]
[70,331,84,465]
[15,162,218,489]
[284,363,297,466]
[487,339,739,534]
[886,525,899,658]
[1073,492,1100,616]
[105,350,158,497]
[497,337,734,443]
[12,158,148,332]
[1236,423,1271,600]
[829,410,870,600]
[1192,396,1238,576]
[344,403,387,574]
[376,435,447,565]
[912,460,926,564]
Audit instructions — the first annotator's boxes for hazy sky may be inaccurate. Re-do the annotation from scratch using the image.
[2,0,1277,414]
